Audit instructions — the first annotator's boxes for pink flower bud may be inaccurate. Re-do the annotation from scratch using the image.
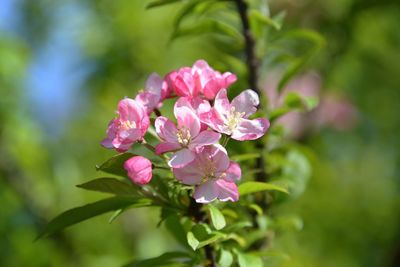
[124,156,153,185]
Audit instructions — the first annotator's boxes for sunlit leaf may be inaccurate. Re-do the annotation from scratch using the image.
[37,196,152,239]
[236,250,263,267]
[187,231,200,250]
[208,205,226,230]
[218,249,233,267]
[96,152,135,177]
[77,177,139,196]
[238,181,288,195]
[123,251,191,267]
[146,0,182,9]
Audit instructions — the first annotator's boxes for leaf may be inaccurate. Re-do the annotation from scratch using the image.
[238,182,288,196]
[187,231,200,251]
[231,153,260,162]
[37,196,152,239]
[164,215,191,248]
[277,29,325,91]
[249,9,281,31]
[171,19,243,42]
[146,0,182,9]
[187,224,225,250]
[123,251,191,267]
[208,205,226,230]
[236,251,263,267]
[218,249,233,267]
[77,177,139,196]
[96,152,135,177]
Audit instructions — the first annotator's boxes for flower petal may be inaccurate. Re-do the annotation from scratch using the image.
[135,91,160,114]
[175,106,201,138]
[155,142,181,154]
[215,179,239,202]
[189,130,221,150]
[173,160,203,185]
[118,98,144,122]
[231,89,259,118]
[214,89,230,116]
[168,148,196,168]
[155,116,178,143]
[193,181,219,203]
[231,118,270,141]
[145,72,163,95]
[225,161,241,182]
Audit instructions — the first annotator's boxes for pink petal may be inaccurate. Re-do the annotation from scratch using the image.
[189,130,221,150]
[214,89,230,116]
[193,181,219,203]
[174,106,201,138]
[215,179,239,202]
[202,79,220,100]
[155,142,181,154]
[231,118,270,141]
[231,89,259,118]
[101,119,117,149]
[145,72,163,95]
[117,98,144,122]
[209,144,230,173]
[173,160,204,185]
[222,72,237,87]
[225,161,241,182]
[168,148,196,168]
[155,116,178,143]
[124,156,152,185]
[135,91,160,114]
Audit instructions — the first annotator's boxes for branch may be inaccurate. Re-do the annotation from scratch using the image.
[235,0,260,95]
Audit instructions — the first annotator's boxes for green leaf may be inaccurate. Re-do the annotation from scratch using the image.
[123,251,191,267]
[172,19,243,42]
[277,29,325,91]
[187,231,200,250]
[96,152,135,177]
[231,153,260,162]
[249,9,281,31]
[218,249,233,267]
[236,251,263,267]
[238,182,288,196]
[146,0,182,9]
[208,205,226,230]
[77,177,139,196]
[37,196,152,239]
[164,215,191,248]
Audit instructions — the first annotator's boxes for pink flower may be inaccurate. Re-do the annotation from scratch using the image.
[101,98,150,152]
[155,106,221,168]
[173,145,241,203]
[165,60,236,100]
[204,89,270,141]
[124,156,152,185]
[135,73,169,114]
[175,96,211,130]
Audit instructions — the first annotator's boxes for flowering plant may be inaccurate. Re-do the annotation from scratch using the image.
[39,1,323,266]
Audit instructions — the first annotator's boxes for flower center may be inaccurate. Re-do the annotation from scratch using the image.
[120,120,136,131]
[200,158,224,183]
[225,106,245,133]
[176,127,191,146]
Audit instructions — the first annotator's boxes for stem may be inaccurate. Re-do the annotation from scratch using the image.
[235,0,270,249]
[153,164,170,170]
[235,0,261,96]
[189,198,216,267]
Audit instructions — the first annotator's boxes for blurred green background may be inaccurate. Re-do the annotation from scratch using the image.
[0,0,399,266]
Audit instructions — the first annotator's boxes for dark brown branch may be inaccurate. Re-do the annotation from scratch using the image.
[235,0,261,95]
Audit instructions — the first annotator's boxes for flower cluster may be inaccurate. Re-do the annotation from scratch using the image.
[101,60,270,203]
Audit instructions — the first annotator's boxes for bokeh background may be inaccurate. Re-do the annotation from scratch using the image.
[1,0,399,266]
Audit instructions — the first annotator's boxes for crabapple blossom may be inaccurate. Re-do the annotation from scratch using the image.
[155,106,221,168]
[135,73,169,114]
[204,89,270,141]
[165,59,237,99]
[124,156,152,185]
[101,98,150,152]
[173,145,241,203]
